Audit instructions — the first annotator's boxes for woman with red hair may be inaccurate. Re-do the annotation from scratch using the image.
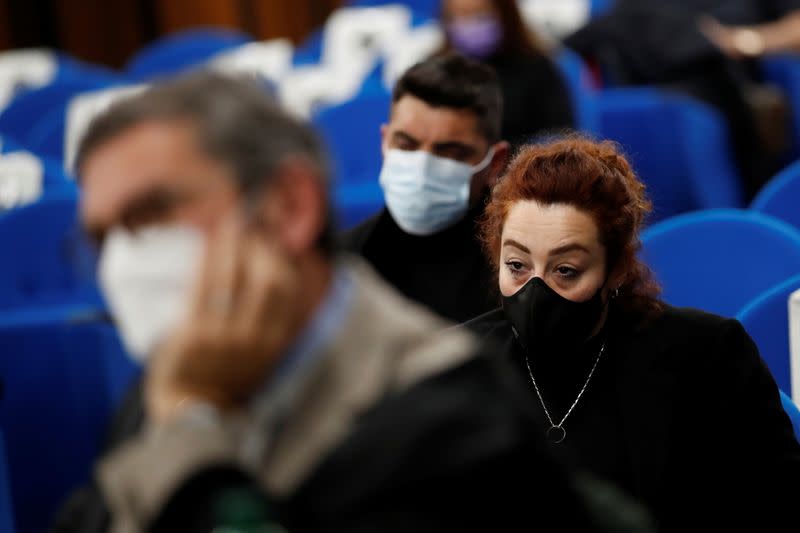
[465,136,800,531]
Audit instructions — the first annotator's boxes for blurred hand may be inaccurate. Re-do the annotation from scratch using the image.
[147,215,304,423]
[699,16,765,58]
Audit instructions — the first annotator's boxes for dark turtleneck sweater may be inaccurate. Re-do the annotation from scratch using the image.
[470,307,636,497]
[340,203,496,324]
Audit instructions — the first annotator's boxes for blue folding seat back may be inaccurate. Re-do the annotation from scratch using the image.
[680,98,744,208]
[0,190,102,310]
[642,209,800,317]
[52,54,122,87]
[347,0,438,22]
[0,79,118,161]
[125,28,252,81]
[736,274,800,394]
[312,91,390,227]
[0,428,15,533]
[333,181,384,229]
[751,159,800,231]
[589,89,743,224]
[589,89,693,222]
[780,390,800,442]
[312,90,389,184]
[0,135,25,154]
[0,310,136,533]
[762,55,800,159]
[555,49,598,133]
[591,0,616,18]
[293,29,324,67]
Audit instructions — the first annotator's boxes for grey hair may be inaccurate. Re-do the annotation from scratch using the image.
[76,71,336,253]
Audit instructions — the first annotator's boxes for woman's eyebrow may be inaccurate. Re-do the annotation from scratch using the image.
[502,239,530,253]
[549,243,591,256]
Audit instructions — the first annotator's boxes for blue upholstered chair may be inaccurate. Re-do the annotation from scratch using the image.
[737,274,800,395]
[641,209,800,317]
[125,28,251,81]
[751,159,800,231]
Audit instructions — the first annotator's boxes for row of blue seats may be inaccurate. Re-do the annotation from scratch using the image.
[2,19,800,230]
[2,36,800,234]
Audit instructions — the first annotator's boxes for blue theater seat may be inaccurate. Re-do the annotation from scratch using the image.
[0,307,137,533]
[737,274,800,395]
[0,428,16,533]
[347,0,438,22]
[780,390,800,442]
[312,90,390,228]
[641,209,800,317]
[590,0,615,18]
[555,48,599,133]
[0,79,119,161]
[0,189,101,310]
[125,28,252,81]
[751,159,800,231]
[587,88,743,224]
[762,54,800,160]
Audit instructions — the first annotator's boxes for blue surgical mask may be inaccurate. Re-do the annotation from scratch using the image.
[378,147,494,236]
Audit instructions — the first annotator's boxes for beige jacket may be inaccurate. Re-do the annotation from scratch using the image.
[97,258,479,533]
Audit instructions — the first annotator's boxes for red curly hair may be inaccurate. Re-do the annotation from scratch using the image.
[480,136,662,315]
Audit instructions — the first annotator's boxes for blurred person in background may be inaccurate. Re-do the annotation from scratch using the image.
[567,0,800,199]
[439,0,574,146]
[465,135,800,531]
[56,72,607,533]
[343,54,510,323]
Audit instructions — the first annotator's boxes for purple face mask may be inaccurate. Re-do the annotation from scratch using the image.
[446,15,503,58]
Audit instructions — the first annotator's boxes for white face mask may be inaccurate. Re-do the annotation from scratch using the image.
[98,225,204,363]
[378,147,495,236]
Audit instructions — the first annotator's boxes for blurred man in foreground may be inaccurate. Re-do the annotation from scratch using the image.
[67,72,605,532]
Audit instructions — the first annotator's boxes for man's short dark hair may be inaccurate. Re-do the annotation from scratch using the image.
[76,71,336,254]
[392,53,503,143]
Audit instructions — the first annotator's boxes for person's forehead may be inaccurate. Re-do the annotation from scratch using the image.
[79,119,225,229]
[388,95,486,146]
[502,201,600,250]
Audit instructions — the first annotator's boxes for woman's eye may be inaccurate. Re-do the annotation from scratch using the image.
[555,266,579,279]
[504,260,526,276]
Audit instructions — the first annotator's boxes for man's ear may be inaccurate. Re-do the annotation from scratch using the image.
[488,140,511,184]
[471,140,511,199]
[258,158,327,256]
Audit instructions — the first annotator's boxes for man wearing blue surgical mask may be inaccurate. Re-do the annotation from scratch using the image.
[343,54,510,323]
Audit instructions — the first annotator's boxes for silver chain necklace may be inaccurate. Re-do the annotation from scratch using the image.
[523,341,606,444]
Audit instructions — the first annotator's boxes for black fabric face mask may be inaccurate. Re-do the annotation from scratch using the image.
[502,277,605,353]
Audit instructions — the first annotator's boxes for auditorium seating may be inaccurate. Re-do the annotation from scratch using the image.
[738,274,800,395]
[0,190,99,310]
[124,28,252,81]
[751,159,800,231]
[312,90,390,227]
[0,79,120,161]
[762,54,800,160]
[780,391,800,442]
[584,88,744,224]
[641,209,800,317]
[0,308,137,533]
[0,428,16,533]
